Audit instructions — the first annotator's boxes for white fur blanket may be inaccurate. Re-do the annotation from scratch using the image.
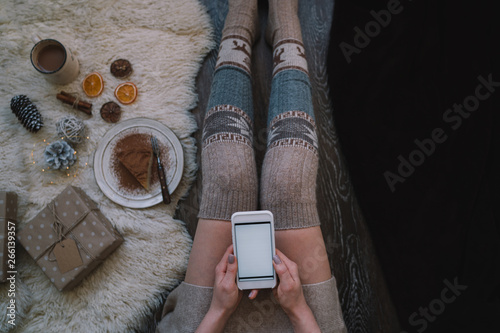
[0,0,213,331]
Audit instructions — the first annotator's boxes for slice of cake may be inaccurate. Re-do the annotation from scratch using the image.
[116,141,153,190]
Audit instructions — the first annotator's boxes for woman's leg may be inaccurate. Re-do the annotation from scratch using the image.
[184,0,259,287]
[261,0,331,284]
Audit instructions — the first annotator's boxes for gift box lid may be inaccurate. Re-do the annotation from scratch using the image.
[18,185,120,263]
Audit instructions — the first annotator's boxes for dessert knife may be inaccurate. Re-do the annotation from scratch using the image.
[151,135,171,204]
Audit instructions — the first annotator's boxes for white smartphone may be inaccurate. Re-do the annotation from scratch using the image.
[231,210,277,290]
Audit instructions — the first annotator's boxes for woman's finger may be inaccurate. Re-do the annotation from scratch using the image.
[248,289,259,300]
[215,244,235,282]
[222,252,238,284]
[275,249,300,281]
[273,252,294,286]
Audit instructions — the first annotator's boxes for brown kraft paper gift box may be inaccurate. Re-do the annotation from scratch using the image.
[0,192,18,283]
[18,185,123,291]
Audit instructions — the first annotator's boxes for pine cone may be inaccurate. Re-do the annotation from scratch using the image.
[10,95,44,133]
[44,140,77,170]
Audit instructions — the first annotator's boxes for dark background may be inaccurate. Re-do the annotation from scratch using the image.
[328,0,500,332]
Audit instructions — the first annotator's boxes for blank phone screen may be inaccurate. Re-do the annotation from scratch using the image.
[234,222,274,281]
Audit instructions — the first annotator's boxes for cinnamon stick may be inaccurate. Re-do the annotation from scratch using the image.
[56,91,92,115]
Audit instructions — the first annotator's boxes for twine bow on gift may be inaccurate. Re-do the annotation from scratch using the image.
[52,208,66,247]
[34,203,99,265]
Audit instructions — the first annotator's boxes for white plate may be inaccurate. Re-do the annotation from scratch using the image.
[94,118,183,208]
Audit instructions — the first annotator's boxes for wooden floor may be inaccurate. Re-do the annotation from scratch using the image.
[167,1,401,332]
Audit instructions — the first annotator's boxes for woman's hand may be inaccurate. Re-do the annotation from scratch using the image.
[210,244,242,315]
[272,249,321,333]
[196,244,241,333]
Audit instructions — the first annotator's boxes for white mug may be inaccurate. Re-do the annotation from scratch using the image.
[30,36,79,85]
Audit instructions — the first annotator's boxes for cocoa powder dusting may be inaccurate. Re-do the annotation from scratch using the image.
[111,133,160,193]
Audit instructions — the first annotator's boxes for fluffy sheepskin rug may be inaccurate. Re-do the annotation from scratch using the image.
[0,0,213,331]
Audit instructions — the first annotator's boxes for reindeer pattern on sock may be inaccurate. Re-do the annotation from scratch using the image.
[215,35,253,74]
[272,39,309,76]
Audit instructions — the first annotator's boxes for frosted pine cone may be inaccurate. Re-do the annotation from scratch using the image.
[10,95,44,133]
[44,140,77,170]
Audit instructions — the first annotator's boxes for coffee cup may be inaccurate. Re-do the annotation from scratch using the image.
[30,36,79,85]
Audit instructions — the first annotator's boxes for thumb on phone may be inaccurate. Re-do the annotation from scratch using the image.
[272,253,294,285]
[223,253,238,282]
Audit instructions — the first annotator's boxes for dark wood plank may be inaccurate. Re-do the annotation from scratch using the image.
[172,1,401,332]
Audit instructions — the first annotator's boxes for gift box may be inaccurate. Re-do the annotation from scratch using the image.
[18,185,123,291]
[0,191,18,283]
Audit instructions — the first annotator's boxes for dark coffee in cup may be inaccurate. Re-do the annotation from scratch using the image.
[37,44,66,72]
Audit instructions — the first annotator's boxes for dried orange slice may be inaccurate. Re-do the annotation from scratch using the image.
[82,72,104,97]
[114,82,137,105]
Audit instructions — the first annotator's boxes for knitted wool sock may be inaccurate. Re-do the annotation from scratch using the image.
[216,0,259,74]
[265,0,308,77]
[261,0,320,230]
[198,0,259,221]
